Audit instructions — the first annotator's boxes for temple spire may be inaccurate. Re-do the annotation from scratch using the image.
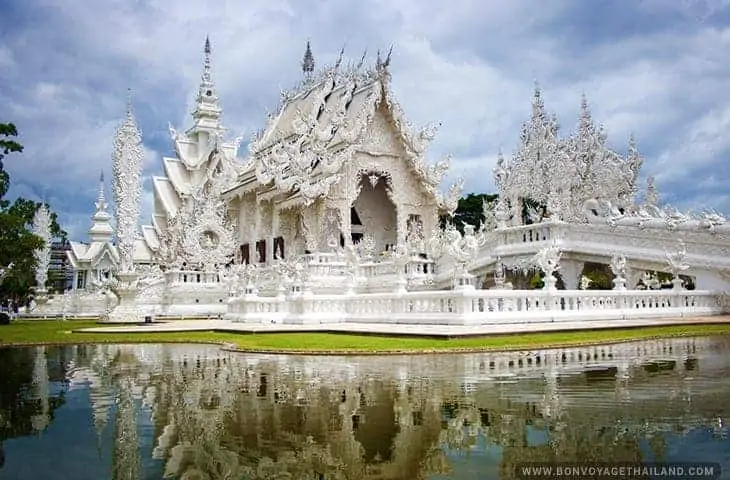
[88,170,113,243]
[126,88,133,119]
[302,40,315,76]
[95,171,107,212]
[204,35,212,82]
[191,35,222,132]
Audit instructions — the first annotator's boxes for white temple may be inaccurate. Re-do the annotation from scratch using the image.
[27,37,730,323]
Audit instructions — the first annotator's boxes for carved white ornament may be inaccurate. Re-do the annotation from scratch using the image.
[32,204,53,291]
[496,89,643,224]
[112,98,143,274]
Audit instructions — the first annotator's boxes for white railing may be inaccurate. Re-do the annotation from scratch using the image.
[225,288,722,325]
[166,270,222,285]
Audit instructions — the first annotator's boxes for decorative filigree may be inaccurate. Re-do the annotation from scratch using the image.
[112,96,143,274]
[498,89,646,224]
[166,187,238,270]
[32,204,52,294]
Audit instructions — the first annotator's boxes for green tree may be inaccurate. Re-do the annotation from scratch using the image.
[441,193,499,233]
[0,122,67,303]
[0,123,23,200]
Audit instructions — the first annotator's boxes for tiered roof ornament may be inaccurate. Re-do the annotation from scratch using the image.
[88,171,114,243]
[190,35,222,133]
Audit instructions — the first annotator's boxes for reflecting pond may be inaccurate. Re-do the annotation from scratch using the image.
[1,336,730,479]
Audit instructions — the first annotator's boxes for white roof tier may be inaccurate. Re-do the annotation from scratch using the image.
[152,176,180,219]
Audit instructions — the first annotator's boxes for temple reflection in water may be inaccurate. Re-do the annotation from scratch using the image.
[1,336,729,479]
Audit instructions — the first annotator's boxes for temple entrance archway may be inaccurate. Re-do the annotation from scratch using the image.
[352,173,397,254]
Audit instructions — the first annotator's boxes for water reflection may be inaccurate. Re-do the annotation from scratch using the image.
[0,337,729,479]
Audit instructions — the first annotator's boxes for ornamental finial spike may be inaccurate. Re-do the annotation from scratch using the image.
[334,44,345,69]
[384,44,393,67]
[302,40,315,76]
[202,35,212,82]
[125,88,133,118]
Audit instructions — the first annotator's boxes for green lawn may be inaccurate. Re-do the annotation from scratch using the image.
[1,320,730,353]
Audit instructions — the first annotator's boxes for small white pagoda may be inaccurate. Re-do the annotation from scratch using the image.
[66,173,119,290]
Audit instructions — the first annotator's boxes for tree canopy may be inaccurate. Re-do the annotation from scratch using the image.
[441,193,499,233]
[0,122,67,303]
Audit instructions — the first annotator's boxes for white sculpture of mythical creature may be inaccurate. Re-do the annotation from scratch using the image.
[481,199,497,232]
[640,272,660,290]
[218,264,246,296]
[440,223,488,276]
[700,210,727,232]
[438,178,464,216]
[665,240,690,290]
[662,205,690,231]
[610,254,628,290]
[354,234,376,260]
[526,204,544,224]
[533,243,562,292]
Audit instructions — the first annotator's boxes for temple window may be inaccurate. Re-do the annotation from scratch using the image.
[273,236,285,259]
[240,243,250,265]
[256,240,266,264]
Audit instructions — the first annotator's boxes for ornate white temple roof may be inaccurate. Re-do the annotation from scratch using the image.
[225,46,459,211]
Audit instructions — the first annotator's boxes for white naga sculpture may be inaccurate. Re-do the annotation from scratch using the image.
[32,204,53,303]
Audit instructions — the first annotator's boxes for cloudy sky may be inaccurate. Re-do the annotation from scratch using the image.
[1,0,729,241]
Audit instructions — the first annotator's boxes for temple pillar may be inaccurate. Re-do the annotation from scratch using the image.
[560,260,584,290]
[253,202,262,253]
[510,197,522,226]
[72,270,79,290]
[300,207,318,252]
[396,205,408,247]
[237,196,248,243]
[339,202,352,248]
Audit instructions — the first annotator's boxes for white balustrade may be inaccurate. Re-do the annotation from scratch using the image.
[166,270,222,285]
[225,288,722,325]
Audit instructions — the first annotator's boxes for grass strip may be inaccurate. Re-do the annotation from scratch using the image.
[1,320,729,354]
